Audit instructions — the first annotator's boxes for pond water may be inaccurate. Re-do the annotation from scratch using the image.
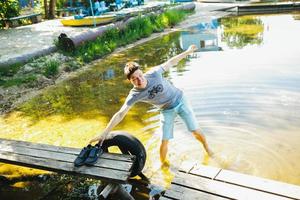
[1,11,300,199]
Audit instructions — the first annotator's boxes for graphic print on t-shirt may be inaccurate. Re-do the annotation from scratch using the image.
[148,84,163,99]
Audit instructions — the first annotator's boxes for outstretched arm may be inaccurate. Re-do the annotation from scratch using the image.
[161,44,198,71]
[89,103,132,144]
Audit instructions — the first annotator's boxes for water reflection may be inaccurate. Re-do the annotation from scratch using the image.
[1,12,300,199]
[220,15,264,49]
[180,18,222,52]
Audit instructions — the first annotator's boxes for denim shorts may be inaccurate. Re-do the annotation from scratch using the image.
[160,96,199,140]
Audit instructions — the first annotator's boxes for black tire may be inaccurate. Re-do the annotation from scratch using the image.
[101,131,146,177]
[58,33,75,52]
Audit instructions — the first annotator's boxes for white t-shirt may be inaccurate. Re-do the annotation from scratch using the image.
[124,66,183,109]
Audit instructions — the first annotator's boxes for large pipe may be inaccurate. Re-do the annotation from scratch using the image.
[58,2,196,51]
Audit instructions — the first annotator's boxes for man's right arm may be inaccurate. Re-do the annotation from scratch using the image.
[89,103,132,144]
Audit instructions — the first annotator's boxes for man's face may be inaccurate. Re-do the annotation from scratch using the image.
[129,69,147,89]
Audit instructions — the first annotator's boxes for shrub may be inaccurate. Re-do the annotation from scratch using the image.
[0,0,20,28]
[44,59,59,78]
[0,0,20,19]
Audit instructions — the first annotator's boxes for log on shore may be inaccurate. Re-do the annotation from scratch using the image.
[58,2,196,51]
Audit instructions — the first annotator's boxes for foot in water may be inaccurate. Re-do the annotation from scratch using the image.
[207,148,215,158]
[205,151,231,169]
[160,159,170,169]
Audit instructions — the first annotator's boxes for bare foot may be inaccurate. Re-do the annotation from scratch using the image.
[161,160,170,169]
[206,148,215,158]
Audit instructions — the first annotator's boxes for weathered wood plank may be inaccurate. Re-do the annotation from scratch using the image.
[215,169,300,200]
[99,183,118,199]
[0,146,133,171]
[164,184,230,200]
[179,160,197,173]
[180,163,221,179]
[162,187,182,200]
[0,151,130,183]
[172,171,291,200]
[158,197,173,200]
[0,138,133,161]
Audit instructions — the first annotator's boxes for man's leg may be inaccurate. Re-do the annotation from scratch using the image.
[160,140,169,163]
[160,109,175,165]
[192,130,213,156]
[178,96,213,156]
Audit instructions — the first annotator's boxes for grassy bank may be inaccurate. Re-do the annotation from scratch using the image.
[0,9,192,89]
[67,9,190,63]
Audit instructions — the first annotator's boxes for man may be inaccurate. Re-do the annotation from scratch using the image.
[89,44,212,165]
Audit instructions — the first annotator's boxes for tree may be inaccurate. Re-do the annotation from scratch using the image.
[0,0,20,19]
[0,0,20,28]
[44,0,57,19]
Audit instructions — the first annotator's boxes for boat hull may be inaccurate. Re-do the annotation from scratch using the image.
[60,15,116,26]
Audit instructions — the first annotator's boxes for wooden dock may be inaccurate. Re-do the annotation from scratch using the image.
[0,138,135,183]
[236,2,300,14]
[160,163,300,200]
[0,138,136,199]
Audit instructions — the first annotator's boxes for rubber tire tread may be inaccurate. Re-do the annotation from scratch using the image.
[101,131,146,177]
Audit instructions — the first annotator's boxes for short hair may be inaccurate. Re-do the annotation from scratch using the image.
[124,61,140,80]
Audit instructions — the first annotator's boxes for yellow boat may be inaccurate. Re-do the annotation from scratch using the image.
[60,14,116,26]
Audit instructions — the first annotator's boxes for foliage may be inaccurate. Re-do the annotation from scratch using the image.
[0,0,20,28]
[220,15,264,49]
[44,59,60,78]
[0,63,22,77]
[0,75,37,87]
[64,9,191,63]
[56,0,66,9]
[0,0,20,19]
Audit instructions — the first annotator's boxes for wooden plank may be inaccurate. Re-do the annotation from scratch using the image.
[179,160,197,173]
[172,171,291,200]
[0,138,133,161]
[180,163,221,179]
[158,197,173,200]
[0,151,130,183]
[215,169,300,200]
[0,146,133,171]
[99,183,118,199]
[9,13,41,21]
[164,184,230,200]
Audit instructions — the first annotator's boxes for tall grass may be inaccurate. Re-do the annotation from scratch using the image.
[44,59,59,78]
[0,75,37,88]
[68,9,191,63]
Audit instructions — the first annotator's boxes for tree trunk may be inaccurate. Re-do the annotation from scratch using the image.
[44,0,49,19]
[49,0,57,19]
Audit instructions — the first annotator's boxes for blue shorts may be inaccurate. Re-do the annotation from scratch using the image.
[160,96,199,140]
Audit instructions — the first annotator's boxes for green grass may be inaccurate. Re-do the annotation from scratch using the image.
[44,59,59,78]
[0,75,37,88]
[62,9,192,63]
[0,63,23,77]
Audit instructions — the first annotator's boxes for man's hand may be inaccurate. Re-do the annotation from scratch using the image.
[187,44,198,53]
[88,135,104,145]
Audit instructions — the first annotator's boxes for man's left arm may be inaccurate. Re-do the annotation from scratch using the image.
[161,44,198,71]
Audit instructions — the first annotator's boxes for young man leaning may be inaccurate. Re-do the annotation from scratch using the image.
[89,44,213,165]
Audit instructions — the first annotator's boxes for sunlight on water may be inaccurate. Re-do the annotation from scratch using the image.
[1,12,300,198]
[171,12,300,185]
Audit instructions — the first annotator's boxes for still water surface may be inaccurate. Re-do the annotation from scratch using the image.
[1,12,300,198]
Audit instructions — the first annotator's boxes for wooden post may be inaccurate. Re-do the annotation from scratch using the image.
[115,184,135,200]
[98,183,135,200]
[200,40,205,48]
[98,183,118,199]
